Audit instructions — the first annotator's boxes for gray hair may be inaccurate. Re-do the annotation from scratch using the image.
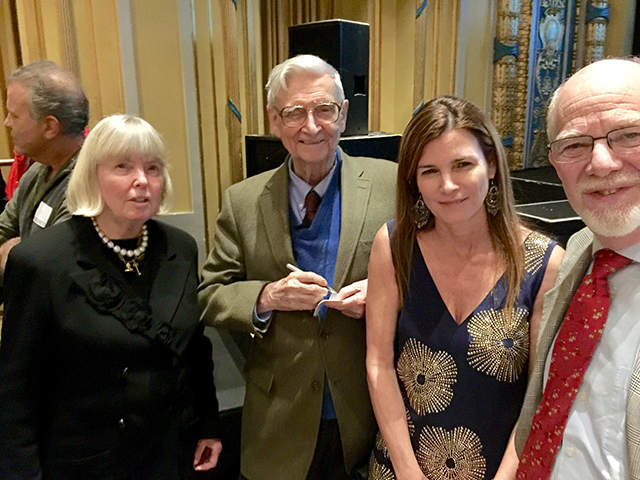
[8,60,89,137]
[66,114,173,216]
[265,54,345,108]
[546,81,565,140]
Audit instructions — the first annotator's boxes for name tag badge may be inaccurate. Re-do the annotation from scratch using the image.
[33,202,53,228]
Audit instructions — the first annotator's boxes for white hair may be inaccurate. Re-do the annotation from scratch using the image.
[265,54,345,108]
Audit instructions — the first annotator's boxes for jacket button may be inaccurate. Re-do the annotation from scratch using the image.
[119,418,126,429]
[312,381,322,391]
[322,333,330,340]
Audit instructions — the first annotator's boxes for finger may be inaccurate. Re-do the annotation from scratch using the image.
[288,270,328,288]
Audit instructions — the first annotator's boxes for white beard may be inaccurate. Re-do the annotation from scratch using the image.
[570,171,640,237]
[576,199,640,238]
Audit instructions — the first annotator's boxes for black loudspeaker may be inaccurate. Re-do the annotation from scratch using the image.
[289,19,370,136]
[245,133,400,178]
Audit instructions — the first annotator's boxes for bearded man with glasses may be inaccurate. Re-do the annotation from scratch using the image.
[514,58,640,480]
[198,54,397,480]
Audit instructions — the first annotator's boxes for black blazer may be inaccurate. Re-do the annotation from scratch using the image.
[0,216,219,480]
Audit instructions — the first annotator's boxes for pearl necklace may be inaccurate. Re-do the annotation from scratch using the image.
[92,217,149,275]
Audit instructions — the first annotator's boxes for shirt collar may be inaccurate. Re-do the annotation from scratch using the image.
[288,149,340,204]
[593,237,640,264]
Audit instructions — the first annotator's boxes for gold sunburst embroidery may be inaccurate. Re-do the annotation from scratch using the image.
[369,455,395,480]
[524,232,551,274]
[397,338,457,414]
[375,431,389,458]
[407,408,416,437]
[467,307,529,382]
[416,426,486,480]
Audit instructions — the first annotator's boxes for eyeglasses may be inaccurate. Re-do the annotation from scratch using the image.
[548,126,640,163]
[276,102,343,128]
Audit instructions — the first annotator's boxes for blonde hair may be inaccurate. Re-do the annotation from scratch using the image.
[67,114,173,216]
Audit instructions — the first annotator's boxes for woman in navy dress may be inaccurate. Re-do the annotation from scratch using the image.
[366,96,564,480]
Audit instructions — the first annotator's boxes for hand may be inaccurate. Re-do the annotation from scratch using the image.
[193,438,222,471]
[322,279,367,319]
[257,271,329,313]
[0,237,21,273]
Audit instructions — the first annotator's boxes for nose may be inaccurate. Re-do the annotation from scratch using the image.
[587,139,624,177]
[133,167,149,186]
[3,114,10,128]
[300,110,321,133]
[440,172,457,193]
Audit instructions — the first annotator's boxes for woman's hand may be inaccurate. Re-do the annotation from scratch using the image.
[193,438,222,471]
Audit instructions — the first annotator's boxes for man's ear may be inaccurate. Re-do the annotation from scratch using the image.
[42,115,61,140]
[338,99,349,134]
[267,107,282,138]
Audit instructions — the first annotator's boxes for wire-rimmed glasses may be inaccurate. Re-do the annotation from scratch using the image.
[548,126,640,163]
[276,101,343,128]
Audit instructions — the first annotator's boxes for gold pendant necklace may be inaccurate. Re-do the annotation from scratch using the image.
[118,253,145,275]
[92,218,148,275]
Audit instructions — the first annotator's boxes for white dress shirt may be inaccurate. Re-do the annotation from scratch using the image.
[547,241,640,480]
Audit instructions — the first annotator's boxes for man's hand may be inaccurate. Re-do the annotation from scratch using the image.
[0,237,21,273]
[322,279,367,319]
[257,270,329,313]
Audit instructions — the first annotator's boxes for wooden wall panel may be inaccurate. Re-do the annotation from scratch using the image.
[129,0,192,212]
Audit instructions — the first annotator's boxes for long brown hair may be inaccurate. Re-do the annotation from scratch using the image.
[392,95,524,313]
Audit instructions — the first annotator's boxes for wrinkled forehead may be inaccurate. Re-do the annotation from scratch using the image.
[276,72,340,107]
[550,62,640,138]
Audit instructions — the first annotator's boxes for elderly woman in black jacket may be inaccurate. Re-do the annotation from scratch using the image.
[0,114,221,479]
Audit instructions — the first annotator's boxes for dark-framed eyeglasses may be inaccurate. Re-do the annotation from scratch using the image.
[548,125,640,164]
[277,101,343,128]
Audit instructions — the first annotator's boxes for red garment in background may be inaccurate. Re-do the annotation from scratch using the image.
[6,128,89,200]
[6,153,32,200]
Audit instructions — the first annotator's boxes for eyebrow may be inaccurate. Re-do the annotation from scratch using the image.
[554,117,640,141]
[282,100,337,109]
[416,156,474,168]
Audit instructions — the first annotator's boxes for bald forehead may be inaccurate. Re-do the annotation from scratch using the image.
[549,59,640,138]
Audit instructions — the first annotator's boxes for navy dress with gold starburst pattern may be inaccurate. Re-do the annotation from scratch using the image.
[370,231,557,480]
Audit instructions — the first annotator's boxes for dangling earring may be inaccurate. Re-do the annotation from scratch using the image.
[485,178,500,216]
[412,195,431,229]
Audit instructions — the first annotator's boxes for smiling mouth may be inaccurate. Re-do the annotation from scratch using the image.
[300,139,324,145]
[586,186,631,197]
[440,198,466,206]
[132,197,149,203]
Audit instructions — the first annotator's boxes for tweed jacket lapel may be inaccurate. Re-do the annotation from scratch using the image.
[258,161,296,268]
[536,229,594,372]
[627,362,640,479]
[516,227,593,453]
[333,150,371,290]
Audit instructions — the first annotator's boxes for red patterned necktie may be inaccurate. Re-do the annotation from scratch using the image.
[301,190,321,228]
[516,248,632,479]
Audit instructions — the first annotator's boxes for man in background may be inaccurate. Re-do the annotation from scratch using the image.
[1,60,89,275]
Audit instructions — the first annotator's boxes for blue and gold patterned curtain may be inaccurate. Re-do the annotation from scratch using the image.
[492,0,610,169]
